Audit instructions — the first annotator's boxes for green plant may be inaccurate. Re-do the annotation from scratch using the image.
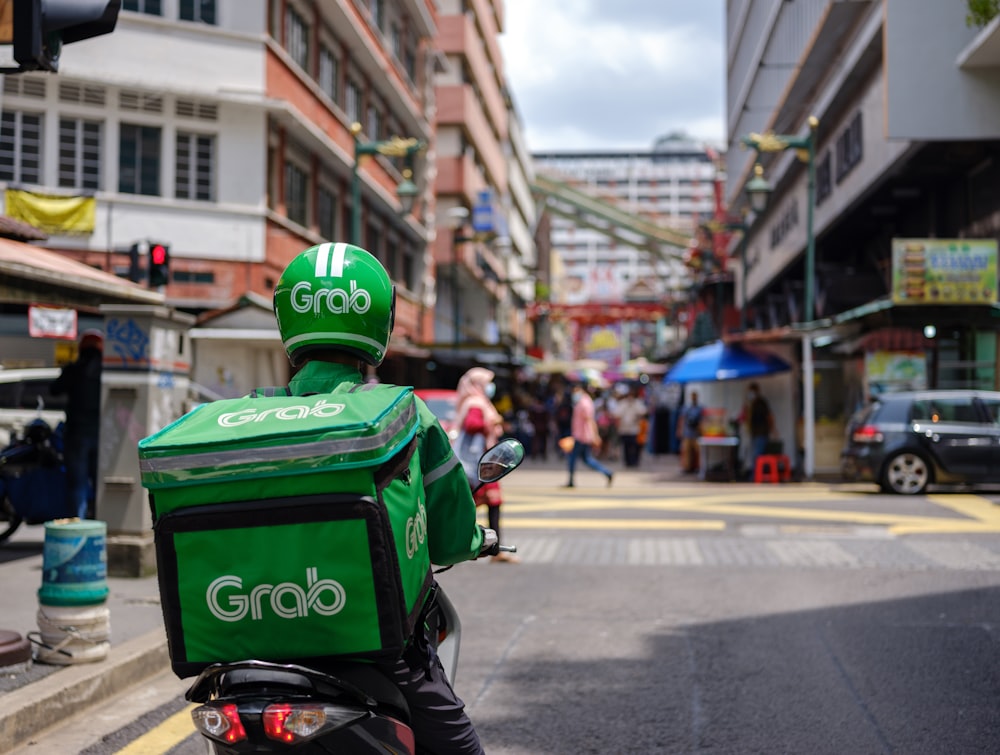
[967,0,1000,27]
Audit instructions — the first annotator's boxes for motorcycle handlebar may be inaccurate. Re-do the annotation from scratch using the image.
[478,527,517,557]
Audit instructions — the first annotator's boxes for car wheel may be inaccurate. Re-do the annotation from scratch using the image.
[881,452,930,495]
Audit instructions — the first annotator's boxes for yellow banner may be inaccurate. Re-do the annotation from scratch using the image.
[4,189,96,235]
[891,238,998,305]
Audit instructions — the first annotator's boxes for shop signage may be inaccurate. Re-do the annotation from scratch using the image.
[865,351,927,393]
[891,238,998,305]
[472,190,495,234]
[28,305,77,339]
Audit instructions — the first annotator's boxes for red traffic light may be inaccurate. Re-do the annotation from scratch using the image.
[151,244,167,265]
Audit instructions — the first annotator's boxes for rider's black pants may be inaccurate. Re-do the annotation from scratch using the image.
[379,621,484,755]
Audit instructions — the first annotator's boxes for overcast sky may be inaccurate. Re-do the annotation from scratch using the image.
[498,0,726,154]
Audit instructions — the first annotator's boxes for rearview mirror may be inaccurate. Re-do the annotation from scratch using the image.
[478,438,525,483]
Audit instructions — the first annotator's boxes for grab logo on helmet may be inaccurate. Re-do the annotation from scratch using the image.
[290,280,371,315]
[285,241,373,316]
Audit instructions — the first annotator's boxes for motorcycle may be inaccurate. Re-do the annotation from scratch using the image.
[185,438,524,753]
[0,417,70,543]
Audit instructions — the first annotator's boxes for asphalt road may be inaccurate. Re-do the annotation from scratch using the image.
[10,465,1000,754]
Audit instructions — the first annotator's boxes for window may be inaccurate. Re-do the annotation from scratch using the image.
[319,45,339,103]
[389,23,401,59]
[175,131,214,201]
[345,79,361,123]
[284,160,308,227]
[402,30,417,82]
[910,398,983,424]
[0,110,42,185]
[401,242,416,291]
[58,117,101,190]
[119,124,161,196]
[370,0,384,30]
[367,105,381,141]
[180,0,216,24]
[285,5,309,70]
[318,183,337,241]
[171,270,215,284]
[122,0,162,14]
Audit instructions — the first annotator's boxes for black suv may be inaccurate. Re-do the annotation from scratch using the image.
[841,389,1000,494]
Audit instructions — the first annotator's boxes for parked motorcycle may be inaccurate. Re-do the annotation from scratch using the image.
[185,438,524,753]
[0,417,70,543]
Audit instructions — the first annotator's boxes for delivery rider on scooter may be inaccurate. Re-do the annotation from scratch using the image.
[270,242,486,755]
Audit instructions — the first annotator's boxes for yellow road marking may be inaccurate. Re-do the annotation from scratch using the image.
[498,517,726,531]
[115,705,196,754]
[927,494,1000,526]
[497,488,1000,535]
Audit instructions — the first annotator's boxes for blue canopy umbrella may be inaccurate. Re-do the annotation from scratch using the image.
[664,341,790,384]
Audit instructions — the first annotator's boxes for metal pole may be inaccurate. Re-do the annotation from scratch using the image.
[452,229,461,349]
[804,137,816,323]
[740,228,748,331]
[803,133,817,481]
[803,333,815,480]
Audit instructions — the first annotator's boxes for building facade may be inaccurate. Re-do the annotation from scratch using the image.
[0,0,536,392]
[430,0,536,381]
[725,0,1000,471]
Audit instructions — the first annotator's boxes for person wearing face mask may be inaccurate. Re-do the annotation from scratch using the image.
[454,367,518,563]
[742,381,774,478]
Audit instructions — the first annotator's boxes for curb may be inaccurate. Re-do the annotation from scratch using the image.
[0,629,170,753]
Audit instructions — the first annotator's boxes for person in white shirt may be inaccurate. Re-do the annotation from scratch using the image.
[613,386,648,467]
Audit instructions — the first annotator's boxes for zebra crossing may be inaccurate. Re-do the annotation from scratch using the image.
[502,532,1000,570]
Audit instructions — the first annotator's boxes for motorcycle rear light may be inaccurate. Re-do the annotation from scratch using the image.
[262,702,367,744]
[192,702,247,744]
[851,425,884,444]
[390,715,416,752]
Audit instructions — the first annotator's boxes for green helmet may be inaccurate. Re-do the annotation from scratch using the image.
[273,242,396,366]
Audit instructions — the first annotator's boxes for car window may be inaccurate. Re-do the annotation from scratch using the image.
[980,398,1000,425]
[847,402,876,428]
[422,397,456,423]
[909,397,982,424]
[0,377,66,412]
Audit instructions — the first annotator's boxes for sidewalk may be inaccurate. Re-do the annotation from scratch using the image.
[0,522,167,752]
[0,449,765,751]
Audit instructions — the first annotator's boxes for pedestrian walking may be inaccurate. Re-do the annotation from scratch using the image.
[563,381,614,488]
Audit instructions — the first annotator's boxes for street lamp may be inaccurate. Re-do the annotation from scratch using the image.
[350,122,425,247]
[741,115,818,323]
[745,163,772,214]
[742,116,819,482]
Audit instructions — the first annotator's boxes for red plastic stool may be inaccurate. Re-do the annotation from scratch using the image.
[754,454,792,483]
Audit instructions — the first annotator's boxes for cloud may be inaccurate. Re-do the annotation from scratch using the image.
[500,0,724,152]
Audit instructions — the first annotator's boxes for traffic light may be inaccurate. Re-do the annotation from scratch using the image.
[13,0,122,73]
[148,242,170,288]
[127,240,145,283]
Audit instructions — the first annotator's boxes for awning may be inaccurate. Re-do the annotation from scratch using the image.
[0,238,163,308]
[664,340,791,384]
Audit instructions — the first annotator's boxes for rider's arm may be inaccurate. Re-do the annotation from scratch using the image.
[416,400,484,566]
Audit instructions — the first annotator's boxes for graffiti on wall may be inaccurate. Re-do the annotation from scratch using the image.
[105,317,150,367]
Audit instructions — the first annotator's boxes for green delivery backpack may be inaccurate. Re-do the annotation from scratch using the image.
[138,383,432,678]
